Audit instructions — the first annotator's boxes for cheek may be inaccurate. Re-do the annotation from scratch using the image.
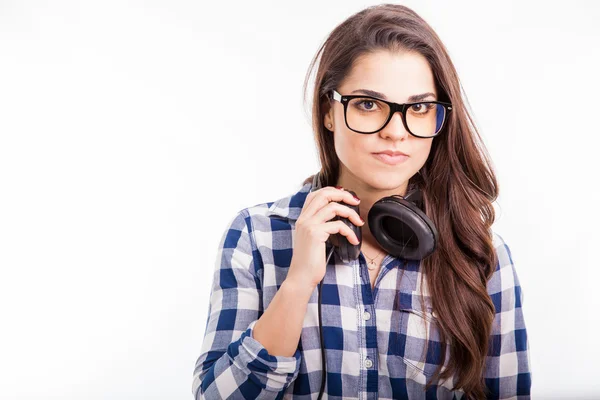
[333,129,367,166]
[333,130,353,159]
[333,109,345,131]
[414,140,433,164]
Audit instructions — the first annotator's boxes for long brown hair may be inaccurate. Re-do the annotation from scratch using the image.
[301,4,499,399]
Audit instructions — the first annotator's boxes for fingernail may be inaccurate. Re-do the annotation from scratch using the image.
[353,195,360,202]
[335,186,344,190]
[359,216,364,223]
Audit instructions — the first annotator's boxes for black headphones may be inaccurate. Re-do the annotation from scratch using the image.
[308,171,438,399]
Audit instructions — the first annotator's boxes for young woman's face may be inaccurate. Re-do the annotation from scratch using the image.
[324,50,438,191]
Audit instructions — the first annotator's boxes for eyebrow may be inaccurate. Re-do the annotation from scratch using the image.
[350,88,436,102]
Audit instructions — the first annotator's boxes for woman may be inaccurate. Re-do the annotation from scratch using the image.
[192,4,531,399]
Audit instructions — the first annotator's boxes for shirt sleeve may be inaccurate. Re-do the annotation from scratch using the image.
[191,209,302,400]
[483,233,532,399]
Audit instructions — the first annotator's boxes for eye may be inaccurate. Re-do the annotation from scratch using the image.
[409,103,434,114]
[351,98,384,112]
[357,100,378,111]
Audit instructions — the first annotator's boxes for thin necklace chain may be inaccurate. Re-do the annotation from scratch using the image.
[362,248,383,270]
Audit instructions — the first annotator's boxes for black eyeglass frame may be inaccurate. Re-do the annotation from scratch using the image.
[330,89,453,138]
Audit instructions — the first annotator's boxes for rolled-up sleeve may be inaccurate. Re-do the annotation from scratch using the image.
[192,209,302,399]
[483,233,532,399]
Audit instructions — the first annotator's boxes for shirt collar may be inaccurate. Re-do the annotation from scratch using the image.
[265,182,313,221]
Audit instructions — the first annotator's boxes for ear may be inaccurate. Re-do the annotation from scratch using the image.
[323,112,333,131]
[321,94,334,131]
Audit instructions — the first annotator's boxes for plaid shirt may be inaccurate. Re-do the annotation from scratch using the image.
[192,181,532,399]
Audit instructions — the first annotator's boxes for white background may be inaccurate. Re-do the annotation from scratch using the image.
[1,1,598,399]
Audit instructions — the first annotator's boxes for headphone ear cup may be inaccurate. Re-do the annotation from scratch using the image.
[328,190,362,263]
[368,196,437,260]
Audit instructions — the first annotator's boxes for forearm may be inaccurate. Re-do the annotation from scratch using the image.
[253,277,315,357]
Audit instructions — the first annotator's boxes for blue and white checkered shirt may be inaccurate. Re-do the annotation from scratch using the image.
[192,181,532,399]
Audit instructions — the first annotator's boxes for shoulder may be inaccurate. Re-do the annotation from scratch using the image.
[221,181,313,244]
[232,181,313,231]
[487,230,525,311]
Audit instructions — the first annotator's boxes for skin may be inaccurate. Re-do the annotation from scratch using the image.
[323,49,438,288]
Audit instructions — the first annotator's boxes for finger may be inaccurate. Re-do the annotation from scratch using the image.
[313,201,364,227]
[302,187,360,221]
[304,185,349,210]
[322,220,361,245]
[304,184,342,211]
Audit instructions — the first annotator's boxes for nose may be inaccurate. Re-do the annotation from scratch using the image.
[378,111,410,141]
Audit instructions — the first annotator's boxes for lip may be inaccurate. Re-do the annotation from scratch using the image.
[375,150,409,156]
[372,152,409,165]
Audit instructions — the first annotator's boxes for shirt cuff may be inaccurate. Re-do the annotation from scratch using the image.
[226,319,302,391]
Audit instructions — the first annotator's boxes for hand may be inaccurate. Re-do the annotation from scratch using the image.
[285,186,364,290]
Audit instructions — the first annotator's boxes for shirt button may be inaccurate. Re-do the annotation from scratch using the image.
[364,357,373,368]
[363,311,371,320]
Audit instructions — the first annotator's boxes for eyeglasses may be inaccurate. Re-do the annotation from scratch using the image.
[330,89,453,138]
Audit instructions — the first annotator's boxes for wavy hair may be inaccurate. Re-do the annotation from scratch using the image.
[301,4,499,399]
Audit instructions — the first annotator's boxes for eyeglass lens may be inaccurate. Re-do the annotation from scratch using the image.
[346,97,447,136]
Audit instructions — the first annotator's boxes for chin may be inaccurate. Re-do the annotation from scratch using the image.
[363,172,410,191]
